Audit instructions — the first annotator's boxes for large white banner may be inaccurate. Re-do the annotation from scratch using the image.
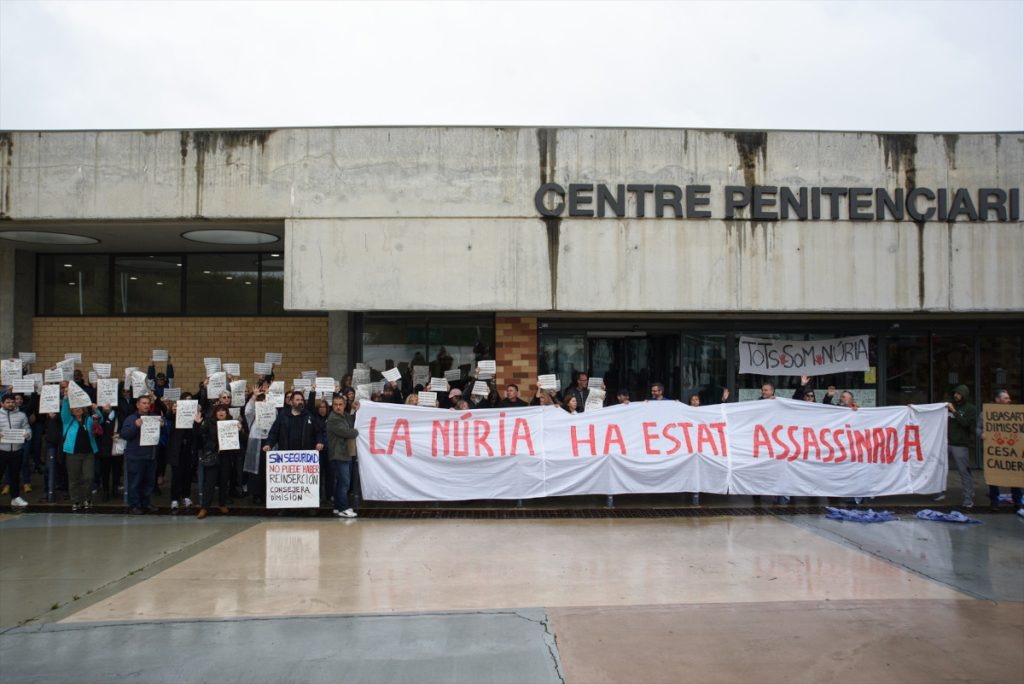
[738,335,870,376]
[356,399,947,501]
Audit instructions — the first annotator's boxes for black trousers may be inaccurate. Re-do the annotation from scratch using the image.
[200,453,232,509]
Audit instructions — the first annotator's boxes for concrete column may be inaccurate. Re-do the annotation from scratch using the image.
[0,246,34,360]
[328,311,350,383]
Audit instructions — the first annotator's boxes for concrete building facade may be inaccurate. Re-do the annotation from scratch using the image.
[1,127,1022,411]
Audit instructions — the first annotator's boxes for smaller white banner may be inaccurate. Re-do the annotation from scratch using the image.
[162,387,182,401]
[315,377,336,393]
[430,377,449,392]
[477,360,496,379]
[293,379,311,394]
[739,335,871,376]
[585,388,606,411]
[97,378,119,406]
[140,416,162,446]
[68,383,92,409]
[1,359,22,385]
[254,362,273,376]
[64,353,82,363]
[207,372,227,399]
[176,400,199,429]
[1,429,26,444]
[418,391,437,407]
[11,379,35,394]
[444,369,462,382]
[266,450,320,508]
[131,370,149,398]
[230,379,247,407]
[301,370,317,380]
[39,384,61,413]
[152,349,169,362]
[256,401,278,431]
[44,368,63,384]
[203,357,222,371]
[223,363,241,377]
[538,374,558,391]
[265,352,283,365]
[217,419,241,450]
[471,381,489,397]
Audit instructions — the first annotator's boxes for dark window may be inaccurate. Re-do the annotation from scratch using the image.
[113,256,182,314]
[187,254,259,314]
[260,253,284,314]
[37,255,110,315]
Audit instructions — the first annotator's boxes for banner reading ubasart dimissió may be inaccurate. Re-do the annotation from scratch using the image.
[355,399,948,501]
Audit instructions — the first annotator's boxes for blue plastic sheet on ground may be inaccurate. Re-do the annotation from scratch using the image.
[916,509,981,524]
[824,507,899,523]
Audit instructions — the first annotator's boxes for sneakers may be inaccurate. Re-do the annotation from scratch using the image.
[170,500,180,514]
[931,493,946,502]
[83,501,92,511]
[11,496,28,508]
[338,508,357,518]
[183,497,193,510]
[72,503,82,512]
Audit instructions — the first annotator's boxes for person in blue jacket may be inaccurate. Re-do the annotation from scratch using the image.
[60,394,100,511]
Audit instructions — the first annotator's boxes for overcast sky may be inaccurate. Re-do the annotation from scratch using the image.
[1,0,1022,132]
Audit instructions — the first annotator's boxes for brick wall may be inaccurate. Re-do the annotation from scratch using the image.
[30,317,328,392]
[495,316,538,395]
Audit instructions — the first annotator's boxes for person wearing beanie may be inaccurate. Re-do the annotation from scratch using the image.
[933,384,977,508]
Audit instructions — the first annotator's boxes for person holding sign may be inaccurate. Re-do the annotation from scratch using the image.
[326,394,360,518]
[147,358,175,399]
[932,384,977,508]
[0,393,31,509]
[985,389,1022,513]
[59,394,100,511]
[166,396,201,514]
[120,395,165,514]
[196,405,245,519]
[258,391,325,507]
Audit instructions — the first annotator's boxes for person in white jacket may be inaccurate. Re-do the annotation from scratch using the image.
[0,393,32,509]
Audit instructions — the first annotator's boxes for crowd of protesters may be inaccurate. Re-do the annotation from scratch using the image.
[1,354,1021,517]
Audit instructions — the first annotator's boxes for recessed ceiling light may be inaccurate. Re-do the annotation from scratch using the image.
[176,263,182,267]
[156,282,164,286]
[68,281,76,286]
[270,253,281,257]
[203,270,211,274]
[244,281,252,285]
[181,229,278,245]
[0,231,99,245]
[63,263,73,268]
[129,276,138,281]
[225,276,233,280]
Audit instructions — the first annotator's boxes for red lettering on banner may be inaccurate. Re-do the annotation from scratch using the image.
[511,418,535,455]
[820,429,834,462]
[643,422,661,455]
[697,424,720,456]
[903,425,922,461]
[885,427,899,463]
[753,425,771,459]
[772,425,789,460]
[369,417,386,455]
[604,424,626,456]
[432,420,450,457]
[474,420,494,457]
[803,427,821,461]
[871,428,886,464]
[387,419,412,456]
[854,429,871,463]
[662,423,683,455]
[786,425,801,462]
[677,422,695,451]
[711,422,728,457]
[571,424,596,457]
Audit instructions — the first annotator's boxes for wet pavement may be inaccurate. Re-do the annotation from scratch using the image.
[0,508,1021,684]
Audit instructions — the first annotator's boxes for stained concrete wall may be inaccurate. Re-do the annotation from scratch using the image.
[1,128,1021,313]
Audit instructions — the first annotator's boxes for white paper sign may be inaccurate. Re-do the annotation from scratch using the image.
[268,392,285,408]
[59,359,75,381]
[471,381,489,397]
[64,353,82,363]
[124,366,139,383]
[176,400,199,429]
[1,429,26,444]
[97,378,119,406]
[738,335,871,376]
[585,388,606,412]
[266,450,320,508]
[217,420,241,450]
[588,377,604,390]
[11,379,35,394]
[162,387,181,402]
[256,401,278,431]
[315,377,336,393]
[417,391,437,408]
[444,369,462,382]
[269,381,285,394]
[152,349,169,362]
[230,379,247,407]
[2,359,22,385]
[356,384,372,401]
[88,372,97,384]
[220,363,239,377]
[538,374,558,391]
[207,372,227,399]
[430,377,449,392]
[229,407,240,419]
[352,368,371,386]
[68,382,92,409]
[140,416,162,446]
[265,352,283,365]
[254,362,273,376]
[25,373,42,390]
[203,357,222,372]
[293,379,312,394]
[18,352,36,364]
[301,370,317,381]
[44,368,64,384]
[382,367,402,383]
[92,363,111,378]
[413,366,430,387]
[370,381,385,395]
[39,384,61,413]
[477,360,496,379]
[131,370,149,398]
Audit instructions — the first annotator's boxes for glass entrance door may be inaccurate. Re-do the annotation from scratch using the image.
[588,333,680,401]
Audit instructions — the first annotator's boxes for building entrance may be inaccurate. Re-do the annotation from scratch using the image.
[587,332,680,402]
